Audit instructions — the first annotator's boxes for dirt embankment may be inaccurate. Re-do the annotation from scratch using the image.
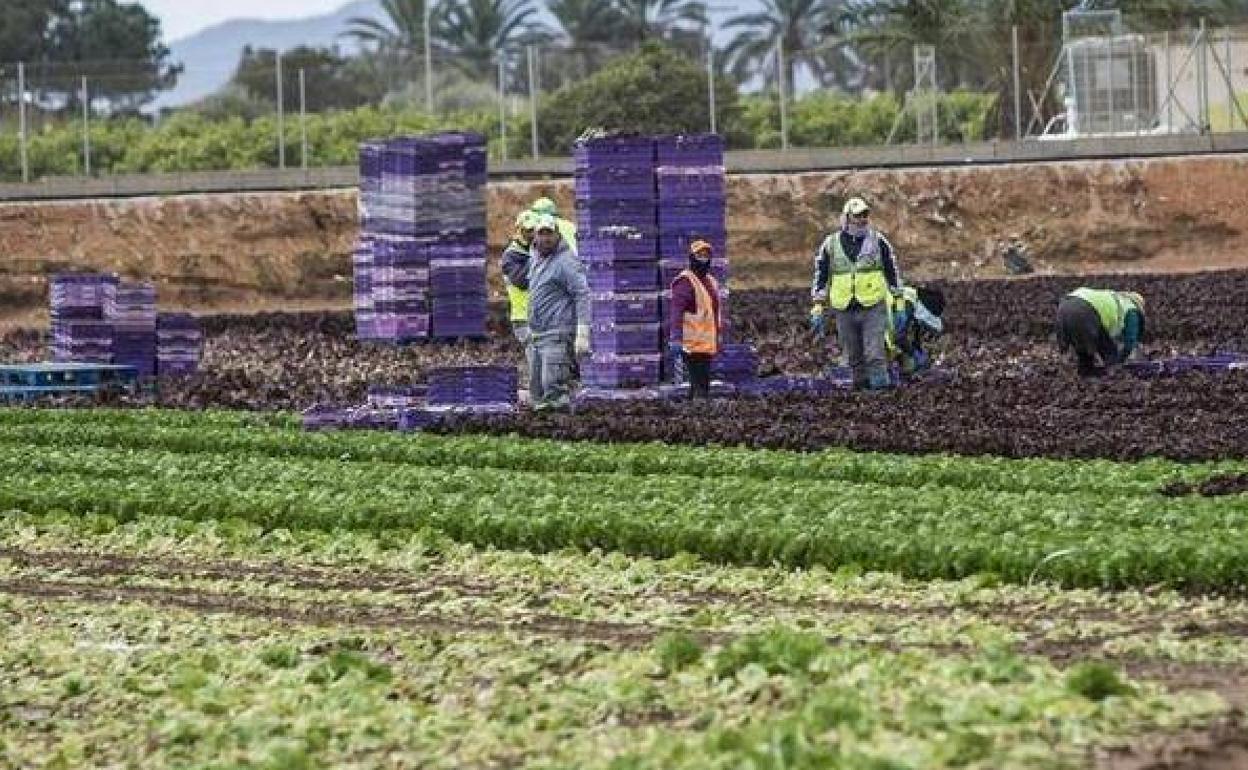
[1,153,1245,320]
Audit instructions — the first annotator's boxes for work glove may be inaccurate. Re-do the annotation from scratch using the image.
[809,302,827,337]
[574,325,591,357]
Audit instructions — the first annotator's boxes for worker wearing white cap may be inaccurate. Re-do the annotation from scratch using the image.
[810,196,903,390]
[526,214,591,410]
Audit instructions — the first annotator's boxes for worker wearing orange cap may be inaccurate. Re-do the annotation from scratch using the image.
[1056,288,1147,377]
[668,239,722,398]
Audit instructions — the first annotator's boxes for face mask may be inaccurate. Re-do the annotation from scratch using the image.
[845,223,869,238]
[690,256,712,276]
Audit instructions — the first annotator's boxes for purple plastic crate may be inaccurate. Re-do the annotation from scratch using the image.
[580,235,658,263]
[590,322,660,354]
[587,265,659,292]
[573,137,655,168]
[584,353,662,388]
[655,134,725,165]
[656,166,726,199]
[576,200,656,232]
[372,314,431,340]
[590,291,662,324]
[658,200,726,232]
[574,177,655,201]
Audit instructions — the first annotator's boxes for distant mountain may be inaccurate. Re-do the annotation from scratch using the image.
[155,0,382,110]
[153,0,757,112]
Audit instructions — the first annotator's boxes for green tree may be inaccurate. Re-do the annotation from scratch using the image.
[529,41,740,154]
[548,0,627,47]
[0,0,66,65]
[45,0,180,113]
[229,45,385,112]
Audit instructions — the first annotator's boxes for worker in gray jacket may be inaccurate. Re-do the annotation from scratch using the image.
[526,214,591,410]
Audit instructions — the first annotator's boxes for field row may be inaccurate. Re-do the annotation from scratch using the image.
[0,511,1240,769]
[3,409,1248,591]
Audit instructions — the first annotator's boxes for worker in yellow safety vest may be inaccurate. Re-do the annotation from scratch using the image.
[668,239,722,398]
[502,210,538,352]
[530,196,578,253]
[1056,287,1146,377]
[810,197,903,390]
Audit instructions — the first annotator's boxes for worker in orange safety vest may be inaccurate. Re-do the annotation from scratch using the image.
[667,239,722,398]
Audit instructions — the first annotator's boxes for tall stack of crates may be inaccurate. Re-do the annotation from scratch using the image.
[49,273,118,363]
[354,133,488,342]
[656,135,729,357]
[106,281,158,377]
[156,313,204,376]
[575,136,663,389]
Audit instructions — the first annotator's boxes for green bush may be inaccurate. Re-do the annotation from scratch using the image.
[521,41,741,156]
[0,77,998,180]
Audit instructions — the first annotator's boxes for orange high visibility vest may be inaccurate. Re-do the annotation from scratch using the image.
[676,270,720,355]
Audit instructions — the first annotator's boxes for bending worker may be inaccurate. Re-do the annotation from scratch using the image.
[527,214,591,410]
[889,285,945,377]
[668,239,722,398]
[810,197,903,390]
[530,196,578,253]
[1056,287,1146,377]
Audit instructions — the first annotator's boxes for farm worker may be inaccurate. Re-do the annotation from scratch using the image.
[668,239,723,399]
[502,210,538,347]
[526,214,591,411]
[1056,288,1146,377]
[887,285,945,377]
[809,196,903,390]
[530,196,578,252]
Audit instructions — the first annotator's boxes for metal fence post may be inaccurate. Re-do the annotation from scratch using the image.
[81,75,91,176]
[527,45,540,159]
[498,52,508,161]
[1225,30,1235,132]
[776,38,789,151]
[1198,20,1209,132]
[1158,31,1168,129]
[299,68,308,170]
[18,62,28,183]
[424,1,433,112]
[707,42,717,134]
[276,53,286,169]
[1012,26,1022,140]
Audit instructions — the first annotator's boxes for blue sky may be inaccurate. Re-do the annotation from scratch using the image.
[132,0,348,42]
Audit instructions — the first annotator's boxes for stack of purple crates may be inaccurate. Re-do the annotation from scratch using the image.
[426,365,519,413]
[106,282,158,377]
[354,133,488,342]
[156,313,204,377]
[49,273,118,364]
[710,343,759,385]
[575,136,664,389]
[656,135,730,359]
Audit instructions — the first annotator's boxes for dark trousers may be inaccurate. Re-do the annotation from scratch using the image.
[1056,297,1118,377]
[683,352,712,398]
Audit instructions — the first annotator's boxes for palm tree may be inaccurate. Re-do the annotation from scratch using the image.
[548,0,627,48]
[344,0,432,57]
[843,0,978,94]
[436,0,543,79]
[723,0,853,95]
[542,0,631,87]
[614,0,708,44]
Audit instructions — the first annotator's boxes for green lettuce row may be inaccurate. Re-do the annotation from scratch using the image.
[4,441,1248,591]
[0,409,1237,496]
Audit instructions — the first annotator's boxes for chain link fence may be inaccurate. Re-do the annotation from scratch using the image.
[0,18,1244,182]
